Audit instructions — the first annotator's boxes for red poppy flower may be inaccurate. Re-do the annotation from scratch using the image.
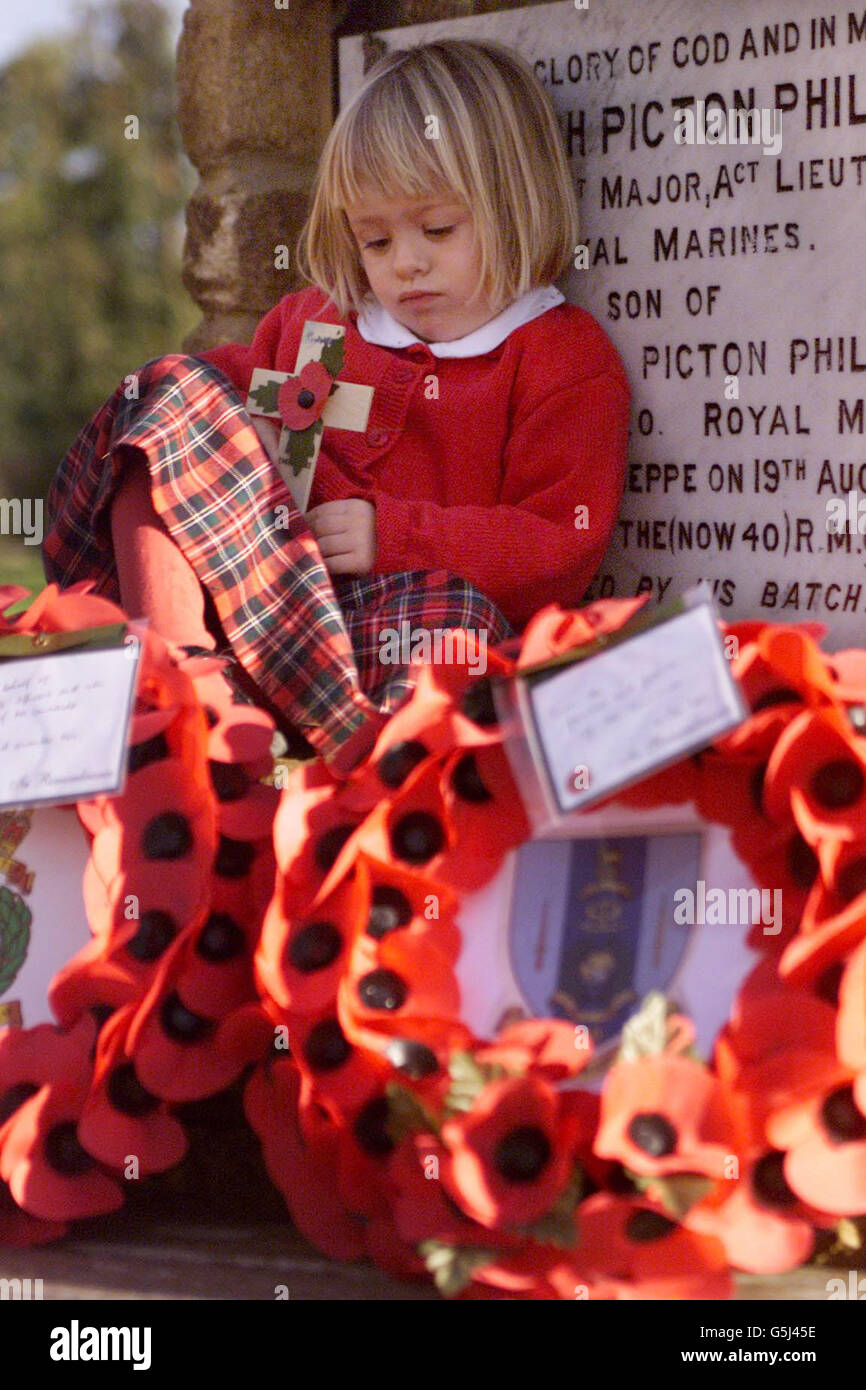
[288,1006,388,1116]
[257,865,365,1017]
[270,758,366,903]
[77,1013,187,1174]
[357,644,515,766]
[684,1151,817,1274]
[596,1054,735,1180]
[128,981,253,1104]
[0,1179,68,1246]
[436,1075,578,1230]
[387,1131,520,1250]
[516,597,647,670]
[278,361,333,431]
[693,752,817,948]
[763,708,866,844]
[545,1193,732,1300]
[438,744,530,885]
[715,981,845,1150]
[779,840,866,983]
[474,1018,594,1084]
[4,580,128,637]
[0,1079,123,1221]
[244,1060,366,1260]
[781,1081,866,1215]
[340,924,466,1053]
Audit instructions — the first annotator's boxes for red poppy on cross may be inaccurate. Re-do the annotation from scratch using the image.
[245,320,374,511]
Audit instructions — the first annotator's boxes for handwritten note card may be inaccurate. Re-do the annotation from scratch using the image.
[0,644,141,810]
[525,602,746,816]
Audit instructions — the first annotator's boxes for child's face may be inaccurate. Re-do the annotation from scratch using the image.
[344,187,502,342]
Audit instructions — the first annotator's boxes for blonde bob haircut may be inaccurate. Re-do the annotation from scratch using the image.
[296,38,580,319]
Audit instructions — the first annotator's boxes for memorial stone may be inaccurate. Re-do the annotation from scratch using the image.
[341,0,866,648]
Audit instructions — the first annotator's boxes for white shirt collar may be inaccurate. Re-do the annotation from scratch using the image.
[355,284,565,358]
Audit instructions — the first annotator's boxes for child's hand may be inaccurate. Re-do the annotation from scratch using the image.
[306,499,377,575]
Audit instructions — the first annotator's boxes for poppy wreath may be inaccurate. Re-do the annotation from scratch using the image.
[245,603,866,1298]
[0,581,278,1243]
[1,583,866,1299]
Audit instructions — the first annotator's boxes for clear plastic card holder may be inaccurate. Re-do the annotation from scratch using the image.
[493,585,748,836]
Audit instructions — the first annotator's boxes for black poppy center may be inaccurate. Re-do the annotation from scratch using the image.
[821,1084,866,1144]
[0,1081,39,1124]
[296,387,315,409]
[749,762,767,816]
[127,910,177,963]
[751,686,801,712]
[208,760,250,802]
[809,759,865,811]
[627,1112,678,1158]
[197,913,246,963]
[493,1125,552,1183]
[451,753,492,803]
[385,1038,439,1079]
[366,885,412,938]
[289,920,342,973]
[376,740,429,789]
[357,968,407,1012]
[751,1151,798,1208]
[142,811,193,861]
[107,1063,161,1118]
[391,810,445,865]
[626,1209,677,1243]
[303,1018,352,1072]
[787,833,819,889]
[353,1096,396,1157]
[128,732,170,775]
[160,992,214,1045]
[460,676,499,727]
[44,1121,94,1176]
[313,823,355,874]
[215,835,256,879]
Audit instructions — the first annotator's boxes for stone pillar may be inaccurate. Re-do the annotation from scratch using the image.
[176,0,333,351]
[176,0,552,350]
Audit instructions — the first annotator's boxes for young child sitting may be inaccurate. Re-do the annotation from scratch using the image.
[43,38,631,774]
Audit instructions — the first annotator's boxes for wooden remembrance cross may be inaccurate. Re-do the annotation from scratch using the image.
[245,320,374,513]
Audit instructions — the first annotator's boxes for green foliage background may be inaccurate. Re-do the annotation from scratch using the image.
[0,0,198,597]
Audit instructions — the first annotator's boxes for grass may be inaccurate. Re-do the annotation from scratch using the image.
[0,538,47,614]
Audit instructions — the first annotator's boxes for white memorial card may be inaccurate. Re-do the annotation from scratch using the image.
[0,635,142,810]
[498,595,746,826]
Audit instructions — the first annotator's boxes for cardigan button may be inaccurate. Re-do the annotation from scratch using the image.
[393,364,415,383]
[366,426,390,447]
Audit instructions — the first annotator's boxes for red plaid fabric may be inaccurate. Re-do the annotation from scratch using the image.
[43,354,512,764]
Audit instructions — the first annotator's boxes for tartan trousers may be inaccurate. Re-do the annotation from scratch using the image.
[42,354,513,764]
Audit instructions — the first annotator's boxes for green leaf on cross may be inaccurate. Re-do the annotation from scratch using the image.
[285,421,322,478]
[318,336,345,379]
[248,380,280,414]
